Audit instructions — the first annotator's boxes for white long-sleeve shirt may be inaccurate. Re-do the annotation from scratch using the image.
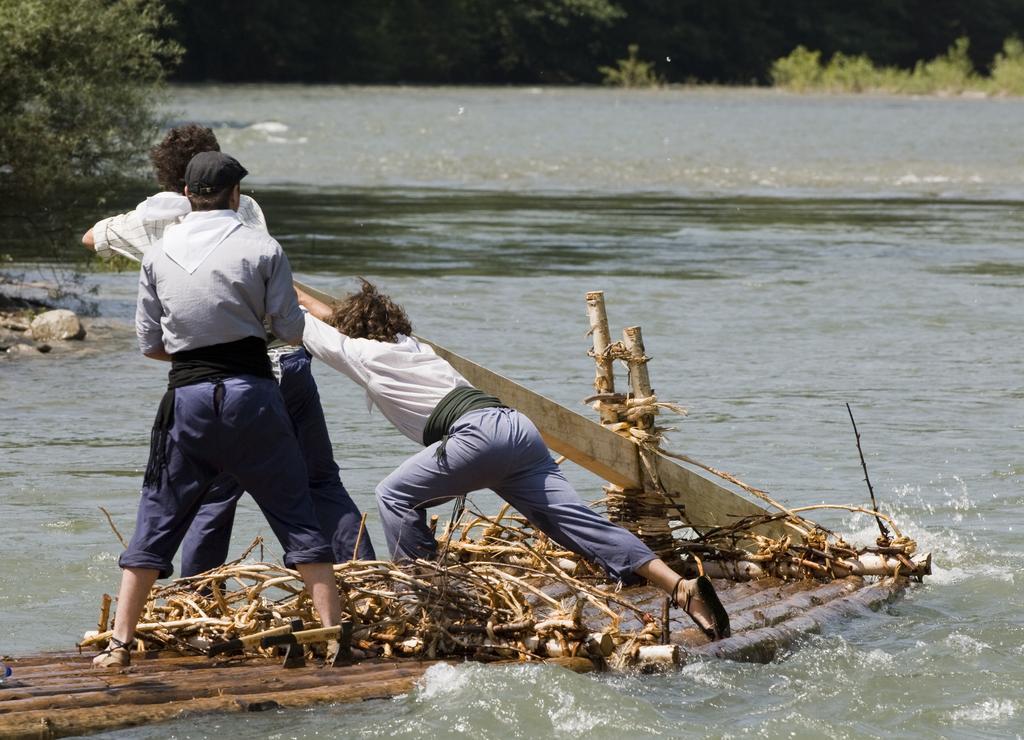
[91,191,266,260]
[301,314,471,443]
[137,210,304,355]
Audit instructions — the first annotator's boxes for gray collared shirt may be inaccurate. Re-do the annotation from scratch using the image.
[136,209,304,355]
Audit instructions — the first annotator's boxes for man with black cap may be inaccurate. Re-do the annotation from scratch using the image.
[82,124,376,573]
[93,152,342,668]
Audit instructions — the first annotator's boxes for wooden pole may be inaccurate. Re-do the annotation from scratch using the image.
[586,291,620,424]
[620,323,677,558]
[622,325,654,431]
[97,594,112,635]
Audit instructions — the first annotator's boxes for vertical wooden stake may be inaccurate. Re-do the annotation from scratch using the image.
[98,594,112,635]
[586,291,620,424]
[622,325,654,430]
[622,324,676,560]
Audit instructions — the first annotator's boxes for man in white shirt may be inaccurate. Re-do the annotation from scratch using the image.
[83,124,266,261]
[93,153,343,668]
[83,124,375,575]
[296,280,730,642]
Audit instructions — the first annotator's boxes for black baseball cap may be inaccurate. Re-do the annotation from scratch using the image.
[184,151,248,195]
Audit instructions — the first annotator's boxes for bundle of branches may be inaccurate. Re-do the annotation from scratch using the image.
[649,501,928,583]
[432,503,603,578]
[80,496,927,669]
[79,525,669,668]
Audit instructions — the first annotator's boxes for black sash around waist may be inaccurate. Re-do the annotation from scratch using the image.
[144,337,273,487]
[168,335,273,388]
[422,386,506,448]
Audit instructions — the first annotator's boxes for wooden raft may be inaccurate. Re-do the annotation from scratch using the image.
[0,574,907,739]
[0,285,926,738]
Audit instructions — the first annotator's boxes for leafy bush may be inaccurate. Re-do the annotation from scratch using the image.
[599,44,662,87]
[0,0,180,198]
[989,37,1024,95]
[820,52,878,92]
[0,0,178,308]
[901,37,978,94]
[769,46,823,91]
[769,36,1024,95]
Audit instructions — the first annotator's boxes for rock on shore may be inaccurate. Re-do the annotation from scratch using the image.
[1,308,86,356]
[30,309,87,342]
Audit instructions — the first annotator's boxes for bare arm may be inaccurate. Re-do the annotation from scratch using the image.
[294,283,334,322]
[82,228,96,251]
[144,349,172,362]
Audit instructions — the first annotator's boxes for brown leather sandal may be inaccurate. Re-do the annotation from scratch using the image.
[92,636,132,668]
[672,575,731,641]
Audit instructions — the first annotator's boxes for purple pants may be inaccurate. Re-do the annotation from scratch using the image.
[375,407,656,583]
[179,349,375,576]
[119,376,334,578]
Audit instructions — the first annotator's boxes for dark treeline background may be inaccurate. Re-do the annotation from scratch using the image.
[164,0,1024,84]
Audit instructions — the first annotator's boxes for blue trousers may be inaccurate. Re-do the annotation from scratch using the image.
[120,376,334,578]
[375,408,656,583]
[179,349,376,576]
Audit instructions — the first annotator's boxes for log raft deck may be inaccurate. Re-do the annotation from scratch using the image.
[0,286,927,738]
[0,576,905,739]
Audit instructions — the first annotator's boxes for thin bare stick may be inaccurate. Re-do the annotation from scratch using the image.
[845,404,890,540]
[352,513,368,561]
[98,506,128,549]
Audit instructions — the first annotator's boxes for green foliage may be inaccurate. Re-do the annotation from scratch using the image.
[769,46,822,91]
[989,37,1024,94]
[902,37,978,94]
[819,52,882,93]
[768,36,1024,95]
[0,0,180,198]
[166,0,624,84]
[156,1,1024,86]
[85,253,139,273]
[599,44,662,87]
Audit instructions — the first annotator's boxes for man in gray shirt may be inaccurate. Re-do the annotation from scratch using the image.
[94,152,342,667]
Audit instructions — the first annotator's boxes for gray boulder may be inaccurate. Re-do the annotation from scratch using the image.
[30,309,86,342]
[5,342,45,356]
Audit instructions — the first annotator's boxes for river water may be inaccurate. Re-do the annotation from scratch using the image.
[1,86,1022,738]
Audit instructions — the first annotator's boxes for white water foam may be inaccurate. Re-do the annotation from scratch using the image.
[413,662,472,700]
[949,699,1017,722]
[248,121,289,134]
[944,632,991,655]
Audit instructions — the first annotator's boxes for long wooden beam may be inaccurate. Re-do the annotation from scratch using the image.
[294,280,785,539]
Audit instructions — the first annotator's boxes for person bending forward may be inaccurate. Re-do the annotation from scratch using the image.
[297,280,730,641]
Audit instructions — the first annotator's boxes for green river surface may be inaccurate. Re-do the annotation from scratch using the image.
[1,86,1023,738]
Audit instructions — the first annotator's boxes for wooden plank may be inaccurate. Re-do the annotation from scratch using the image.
[293,280,785,539]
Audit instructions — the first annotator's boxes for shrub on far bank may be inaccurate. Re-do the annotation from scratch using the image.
[901,37,978,94]
[769,46,823,91]
[599,44,663,87]
[771,36,1024,95]
[989,37,1024,95]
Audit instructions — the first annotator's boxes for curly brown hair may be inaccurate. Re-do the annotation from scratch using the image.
[150,124,220,193]
[329,279,413,342]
